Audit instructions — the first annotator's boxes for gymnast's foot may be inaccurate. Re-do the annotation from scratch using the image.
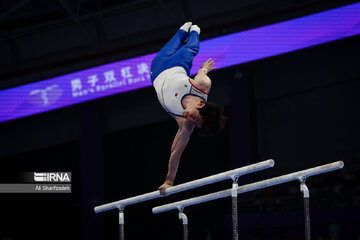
[190,25,200,35]
[180,22,192,32]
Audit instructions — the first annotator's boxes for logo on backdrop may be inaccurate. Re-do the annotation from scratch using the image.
[28,84,63,106]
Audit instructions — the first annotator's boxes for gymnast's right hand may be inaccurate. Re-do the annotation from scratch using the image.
[159,181,172,196]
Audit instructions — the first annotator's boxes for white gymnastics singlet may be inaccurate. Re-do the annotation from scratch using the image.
[153,67,208,117]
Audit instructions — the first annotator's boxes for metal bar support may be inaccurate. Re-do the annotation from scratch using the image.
[299,177,310,240]
[231,176,239,240]
[178,209,188,240]
[119,207,124,240]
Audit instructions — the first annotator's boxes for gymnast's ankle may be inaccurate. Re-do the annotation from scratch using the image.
[190,25,200,35]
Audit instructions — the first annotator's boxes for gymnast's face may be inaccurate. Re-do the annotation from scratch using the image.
[183,104,205,128]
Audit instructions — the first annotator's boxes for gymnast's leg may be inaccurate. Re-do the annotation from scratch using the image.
[157,22,192,57]
[151,22,192,82]
[172,25,201,76]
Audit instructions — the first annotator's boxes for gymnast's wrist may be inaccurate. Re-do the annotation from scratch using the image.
[165,177,174,186]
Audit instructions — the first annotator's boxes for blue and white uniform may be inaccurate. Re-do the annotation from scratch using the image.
[151,29,207,117]
[153,67,208,117]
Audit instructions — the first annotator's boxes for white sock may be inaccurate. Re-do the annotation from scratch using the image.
[190,25,200,35]
[180,22,192,32]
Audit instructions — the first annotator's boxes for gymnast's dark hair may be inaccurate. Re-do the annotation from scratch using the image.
[197,102,226,136]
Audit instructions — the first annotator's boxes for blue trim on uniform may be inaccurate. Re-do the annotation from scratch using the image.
[181,93,187,111]
[185,93,207,102]
[180,93,207,111]
[169,112,185,118]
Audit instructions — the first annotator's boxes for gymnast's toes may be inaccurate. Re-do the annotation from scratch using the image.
[180,22,192,32]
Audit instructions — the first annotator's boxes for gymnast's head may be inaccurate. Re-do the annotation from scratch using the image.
[197,102,226,136]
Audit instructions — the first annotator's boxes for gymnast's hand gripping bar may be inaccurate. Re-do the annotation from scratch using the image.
[152,161,344,214]
[94,159,275,213]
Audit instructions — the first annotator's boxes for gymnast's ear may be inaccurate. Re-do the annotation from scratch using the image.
[197,101,206,108]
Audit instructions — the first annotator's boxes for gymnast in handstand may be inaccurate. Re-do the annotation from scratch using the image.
[151,22,226,195]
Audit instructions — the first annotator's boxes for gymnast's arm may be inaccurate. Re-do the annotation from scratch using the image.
[194,58,215,91]
[158,118,195,195]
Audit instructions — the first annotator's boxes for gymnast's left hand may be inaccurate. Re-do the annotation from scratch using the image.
[159,182,172,196]
[201,58,216,73]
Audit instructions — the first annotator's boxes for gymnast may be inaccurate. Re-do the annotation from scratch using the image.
[151,22,226,195]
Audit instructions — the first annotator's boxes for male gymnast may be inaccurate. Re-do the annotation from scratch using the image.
[151,22,226,195]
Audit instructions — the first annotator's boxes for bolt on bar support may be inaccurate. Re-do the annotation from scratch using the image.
[152,161,344,240]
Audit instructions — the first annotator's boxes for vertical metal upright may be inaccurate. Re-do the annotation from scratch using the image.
[231,177,239,240]
[119,208,124,240]
[178,209,188,240]
[300,178,311,240]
